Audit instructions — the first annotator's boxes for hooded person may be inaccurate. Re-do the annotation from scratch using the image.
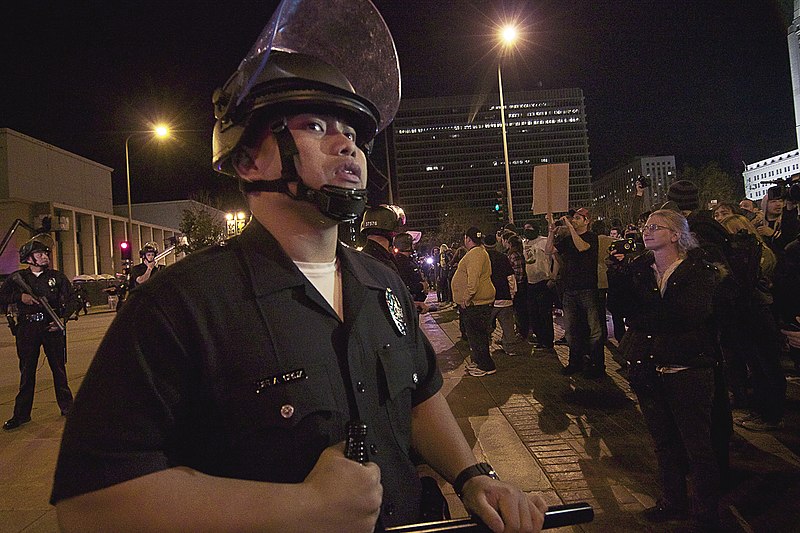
[50,1,546,531]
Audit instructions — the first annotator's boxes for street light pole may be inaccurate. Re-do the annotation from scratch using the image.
[124,126,170,246]
[124,133,135,244]
[497,24,519,225]
[497,62,513,224]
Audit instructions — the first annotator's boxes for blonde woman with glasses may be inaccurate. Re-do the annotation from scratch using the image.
[608,209,721,529]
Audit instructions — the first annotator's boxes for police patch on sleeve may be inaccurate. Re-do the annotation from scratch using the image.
[385,288,407,336]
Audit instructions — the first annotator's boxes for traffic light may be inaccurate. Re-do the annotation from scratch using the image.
[120,241,132,261]
[495,188,506,221]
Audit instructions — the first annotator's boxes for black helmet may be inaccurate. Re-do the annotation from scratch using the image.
[19,234,54,264]
[210,0,400,224]
[213,51,380,176]
[360,204,406,236]
[212,0,400,176]
[139,241,158,258]
[393,232,414,253]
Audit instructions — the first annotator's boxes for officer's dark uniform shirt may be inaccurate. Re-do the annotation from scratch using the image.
[51,219,443,527]
[0,268,77,320]
[128,262,162,291]
[393,253,426,302]
[362,238,399,273]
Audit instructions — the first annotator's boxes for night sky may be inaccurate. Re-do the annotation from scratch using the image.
[2,0,796,212]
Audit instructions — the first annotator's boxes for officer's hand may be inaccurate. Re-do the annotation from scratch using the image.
[415,301,429,314]
[460,476,546,533]
[47,322,60,332]
[21,294,38,306]
[302,442,382,533]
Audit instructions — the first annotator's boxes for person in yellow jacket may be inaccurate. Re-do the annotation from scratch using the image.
[451,227,496,376]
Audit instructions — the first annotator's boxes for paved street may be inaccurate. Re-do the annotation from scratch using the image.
[1,301,799,532]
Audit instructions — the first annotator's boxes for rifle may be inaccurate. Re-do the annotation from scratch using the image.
[10,272,65,333]
[344,422,594,532]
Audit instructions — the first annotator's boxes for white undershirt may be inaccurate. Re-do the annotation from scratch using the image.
[293,258,343,320]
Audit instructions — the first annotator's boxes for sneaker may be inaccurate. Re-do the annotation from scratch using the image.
[466,366,497,377]
[561,364,583,376]
[736,415,784,432]
[464,360,478,370]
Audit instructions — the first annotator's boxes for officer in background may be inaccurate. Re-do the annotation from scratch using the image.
[360,204,404,271]
[393,232,429,313]
[50,1,546,531]
[0,235,78,430]
[128,241,162,291]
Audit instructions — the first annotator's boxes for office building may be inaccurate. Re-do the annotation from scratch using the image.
[391,89,591,234]
[742,1,800,197]
[592,156,677,224]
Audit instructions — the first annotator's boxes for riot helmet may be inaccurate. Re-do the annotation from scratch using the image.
[212,0,400,224]
[360,204,406,237]
[140,242,159,258]
[19,234,54,267]
[394,232,414,253]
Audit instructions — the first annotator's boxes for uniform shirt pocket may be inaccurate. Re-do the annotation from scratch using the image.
[377,345,418,453]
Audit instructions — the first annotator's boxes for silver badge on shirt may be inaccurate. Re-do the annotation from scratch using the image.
[385,288,407,336]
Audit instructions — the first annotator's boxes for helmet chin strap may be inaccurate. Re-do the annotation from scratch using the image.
[25,257,49,269]
[239,119,368,223]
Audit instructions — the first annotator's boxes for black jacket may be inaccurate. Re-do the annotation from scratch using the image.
[608,249,720,368]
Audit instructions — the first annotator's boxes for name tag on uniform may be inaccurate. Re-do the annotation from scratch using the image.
[255,368,307,393]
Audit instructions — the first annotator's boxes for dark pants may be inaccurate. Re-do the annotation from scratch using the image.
[636,368,719,526]
[527,280,554,347]
[720,303,786,422]
[13,321,73,418]
[461,304,494,371]
[562,288,605,370]
[512,281,529,339]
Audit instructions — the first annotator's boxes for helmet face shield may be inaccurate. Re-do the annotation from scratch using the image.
[213,0,400,175]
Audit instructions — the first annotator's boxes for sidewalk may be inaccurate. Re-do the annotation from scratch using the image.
[423,298,800,532]
[1,302,799,532]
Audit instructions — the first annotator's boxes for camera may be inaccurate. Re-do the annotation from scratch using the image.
[765,177,800,203]
[635,175,650,189]
[608,238,645,256]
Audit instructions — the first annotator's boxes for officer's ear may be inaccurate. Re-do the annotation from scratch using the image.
[232,148,257,176]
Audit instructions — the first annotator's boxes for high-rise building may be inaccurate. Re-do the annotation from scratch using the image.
[390,89,591,234]
[592,156,677,224]
[742,0,800,197]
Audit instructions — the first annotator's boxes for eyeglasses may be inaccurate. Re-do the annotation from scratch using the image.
[642,223,670,233]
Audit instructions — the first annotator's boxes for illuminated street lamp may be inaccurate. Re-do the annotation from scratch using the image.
[497,24,518,223]
[226,211,249,237]
[124,125,170,245]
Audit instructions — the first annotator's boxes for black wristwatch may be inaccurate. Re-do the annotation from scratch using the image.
[453,462,499,498]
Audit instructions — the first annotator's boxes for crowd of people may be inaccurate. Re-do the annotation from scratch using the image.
[382,174,799,530]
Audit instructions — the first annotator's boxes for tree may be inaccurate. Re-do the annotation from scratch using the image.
[177,193,226,255]
[680,162,743,209]
[422,200,496,249]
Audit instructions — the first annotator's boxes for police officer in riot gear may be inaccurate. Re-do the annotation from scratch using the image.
[0,235,78,430]
[360,204,405,271]
[51,1,546,531]
[128,241,162,291]
[393,232,429,313]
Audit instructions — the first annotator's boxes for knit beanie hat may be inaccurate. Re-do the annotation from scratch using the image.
[667,180,699,211]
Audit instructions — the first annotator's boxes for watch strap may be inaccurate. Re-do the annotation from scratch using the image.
[453,462,499,498]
